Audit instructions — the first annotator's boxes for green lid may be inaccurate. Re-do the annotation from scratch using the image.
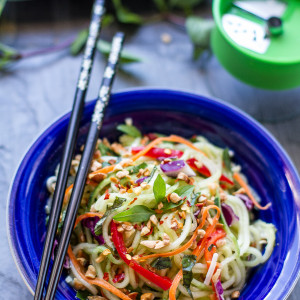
[211,0,300,90]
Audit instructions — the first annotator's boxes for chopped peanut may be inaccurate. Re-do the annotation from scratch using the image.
[88,296,106,300]
[90,160,102,172]
[102,249,111,256]
[141,226,150,236]
[133,186,142,195]
[77,257,86,267]
[73,278,85,290]
[170,192,182,203]
[177,172,189,183]
[141,293,154,300]
[198,229,206,238]
[85,265,97,279]
[88,172,107,182]
[216,239,226,248]
[158,202,164,210]
[150,214,158,225]
[114,164,123,171]
[116,169,129,179]
[143,169,151,177]
[208,182,218,195]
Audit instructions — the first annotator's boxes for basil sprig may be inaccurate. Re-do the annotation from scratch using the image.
[117,124,142,137]
[113,205,154,223]
[128,162,148,174]
[153,174,166,204]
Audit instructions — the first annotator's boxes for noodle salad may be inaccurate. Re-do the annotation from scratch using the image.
[46,119,276,300]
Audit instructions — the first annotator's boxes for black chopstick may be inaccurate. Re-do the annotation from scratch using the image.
[44,32,125,300]
[34,1,105,299]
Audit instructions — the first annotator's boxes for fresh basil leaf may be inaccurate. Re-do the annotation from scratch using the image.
[190,192,200,206]
[94,197,126,236]
[153,174,166,203]
[117,124,142,138]
[97,39,142,64]
[113,205,154,222]
[182,254,197,299]
[76,290,92,300]
[70,29,88,56]
[146,166,157,183]
[175,185,194,199]
[223,148,232,174]
[186,17,215,59]
[128,162,148,174]
[112,0,142,24]
[151,257,172,270]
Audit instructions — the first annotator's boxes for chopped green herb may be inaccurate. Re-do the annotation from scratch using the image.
[75,290,92,300]
[117,124,142,138]
[190,192,200,206]
[113,205,154,222]
[153,174,166,204]
[98,142,119,156]
[146,166,157,183]
[182,254,197,299]
[128,162,148,174]
[151,257,172,270]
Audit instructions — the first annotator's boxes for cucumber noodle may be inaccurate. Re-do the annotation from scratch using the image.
[46,128,276,300]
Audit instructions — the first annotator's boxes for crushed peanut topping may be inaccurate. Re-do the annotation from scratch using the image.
[141,226,150,236]
[170,192,182,203]
[116,169,129,179]
[141,293,154,300]
[150,214,158,225]
[85,265,97,279]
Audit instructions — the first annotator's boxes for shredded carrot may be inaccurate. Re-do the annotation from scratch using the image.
[67,246,131,300]
[136,205,220,262]
[74,212,104,228]
[169,270,183,300]
[233,172,271,210]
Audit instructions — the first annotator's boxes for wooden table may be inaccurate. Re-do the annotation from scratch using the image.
[1,16,299,300]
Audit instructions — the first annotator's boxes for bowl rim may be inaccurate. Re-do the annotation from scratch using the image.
[6,87,300,299]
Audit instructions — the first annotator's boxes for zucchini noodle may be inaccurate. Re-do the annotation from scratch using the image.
[45,125,276,300]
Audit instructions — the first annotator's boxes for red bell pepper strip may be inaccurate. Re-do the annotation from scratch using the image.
[186,158,234,185]
[111,221,172,291]
[131,146,183,159]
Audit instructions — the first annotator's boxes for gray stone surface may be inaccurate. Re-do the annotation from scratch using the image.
[1,19,300,300]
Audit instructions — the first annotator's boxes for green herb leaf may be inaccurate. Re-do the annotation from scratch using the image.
[113,205,154,222]
[97,40,142,64]
[117,124,142,137]
[94,197,126,235]
[170,0,203,10]
[151,257,172,270]
[186,17,215,59]
[112,0,142,24]
[153,174,166,203]
[128,162,148,174]
[98,142,119,156]
[70,29,88,56]
[146,166,157,183]
[223,148,232,174]
[76,290,92,300]
[163,185,194,211]
[190,192,200,206]
[182,254,197,299]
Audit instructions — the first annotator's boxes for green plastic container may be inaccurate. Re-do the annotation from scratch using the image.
[211,0,300,90]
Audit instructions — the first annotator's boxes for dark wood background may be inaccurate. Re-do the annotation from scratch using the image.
[1,1,299,299]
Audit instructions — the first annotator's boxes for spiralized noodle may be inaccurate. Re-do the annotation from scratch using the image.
[46,129,276,299]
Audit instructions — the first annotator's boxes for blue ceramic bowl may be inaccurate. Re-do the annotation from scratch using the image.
[7,89,300,299]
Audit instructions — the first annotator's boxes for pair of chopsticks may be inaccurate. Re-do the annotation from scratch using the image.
[34,0,125,299]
